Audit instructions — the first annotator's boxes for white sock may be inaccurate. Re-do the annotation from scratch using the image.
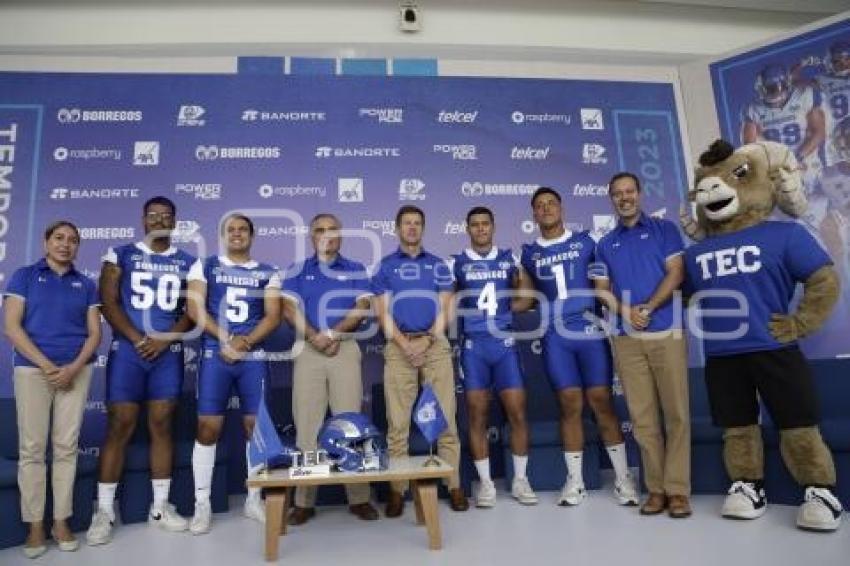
[606,443,629,482]
[474,458,491,483]
[192,441,216,504]
[152,478,171,510]
[97,482,117,517]
[512,454,529,480]
[565,452,583,484]
[246,445,262,501]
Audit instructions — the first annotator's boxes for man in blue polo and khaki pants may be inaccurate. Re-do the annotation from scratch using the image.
[371,205,469,516]
[593,172,692,518]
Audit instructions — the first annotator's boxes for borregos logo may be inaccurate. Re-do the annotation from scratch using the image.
[57,108,143,123]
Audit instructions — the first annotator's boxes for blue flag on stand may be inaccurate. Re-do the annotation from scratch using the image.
[247,395,295,475]
[413,384,448,445]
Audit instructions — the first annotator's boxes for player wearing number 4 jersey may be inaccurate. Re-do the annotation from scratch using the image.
[187,214,281,535]
[517,187,638,508]
[88,197,196,546]
[450,207,537,508]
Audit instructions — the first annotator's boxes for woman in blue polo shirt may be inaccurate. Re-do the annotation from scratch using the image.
[3,220,101,558]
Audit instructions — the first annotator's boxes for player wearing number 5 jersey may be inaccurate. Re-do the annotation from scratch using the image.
[186,213,281,534]
[450,207,537,508]
[88,197,196,546]
[518,187,638,508]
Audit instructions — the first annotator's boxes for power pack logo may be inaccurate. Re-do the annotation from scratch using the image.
[433,144,477,160]
[57,108,143,123]
[174,183,221,200]
[582,143,608,165]
[177,105,206,127]
[133,141,160,166]
[195,145,281,160]
[358,108,403,124]
[399,178,425,201]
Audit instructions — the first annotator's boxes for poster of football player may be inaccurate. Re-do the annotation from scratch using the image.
[711,18,850,359]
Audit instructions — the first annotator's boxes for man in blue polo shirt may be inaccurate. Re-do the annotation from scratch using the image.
[371,205,468,516]
[593,172,691,518]
[281,213,379,525]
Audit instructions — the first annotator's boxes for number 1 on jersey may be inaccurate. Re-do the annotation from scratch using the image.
[551,263,569,300]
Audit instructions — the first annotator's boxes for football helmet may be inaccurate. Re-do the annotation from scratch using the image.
[755,64,792,107]
[826,40,850,77]
[318,412,388,472]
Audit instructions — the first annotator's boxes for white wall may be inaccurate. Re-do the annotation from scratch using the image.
[0,1,831,64]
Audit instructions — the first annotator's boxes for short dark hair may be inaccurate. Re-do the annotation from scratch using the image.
[466,206,494,225]
[143,196,176,216]
[530,186,561,207]
[395,205,425,227]
[222,213,254,236]
[44,220,80,242]
[310,213,342,230]
[608,172,641,193]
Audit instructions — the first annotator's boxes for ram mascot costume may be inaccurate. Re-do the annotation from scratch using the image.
[680,139,843,532]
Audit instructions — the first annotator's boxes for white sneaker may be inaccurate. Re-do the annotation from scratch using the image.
[475,480,497,508]
[722,481,767,520]
[613,473,639,506]
[86,509,114,546]
[557,477,586,506]
[148,503,189,532]
[244,496,266,524]
[511,477,539,505]
[797,486,843,532]
[189,500,212,535]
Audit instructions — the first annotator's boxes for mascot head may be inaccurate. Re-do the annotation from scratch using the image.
[680,139,807,239]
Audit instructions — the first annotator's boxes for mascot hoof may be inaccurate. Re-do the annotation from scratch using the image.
[796,487,843,532]
[721,481,766,520]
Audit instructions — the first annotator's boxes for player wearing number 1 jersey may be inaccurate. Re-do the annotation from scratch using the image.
[186,214,281,534]
[88,197,195,546]
[518,187,637,508]
[450,207,537,508]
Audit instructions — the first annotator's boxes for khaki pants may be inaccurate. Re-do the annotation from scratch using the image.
[384,336,460,493]
[292,340,370,508]
[612,333,690,496]
[14,364,93,522]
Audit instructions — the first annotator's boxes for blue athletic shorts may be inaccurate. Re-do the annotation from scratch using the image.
[542,326,613,391]
[460,335,525,392]
[105,338,184,403]
[197,348,268,416]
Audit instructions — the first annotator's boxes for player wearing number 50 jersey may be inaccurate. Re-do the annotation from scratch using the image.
[186,213,281,534]
[88,197,195,547]
[517,187,637,508]
[450,207,538,508]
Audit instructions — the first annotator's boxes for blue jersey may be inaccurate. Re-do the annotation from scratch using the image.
[520,230,600,328]
[104,242,195,337]
[451,247,518,336]
[188,255,280,349]
[816,74,850,166]
[684,221,832,357]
